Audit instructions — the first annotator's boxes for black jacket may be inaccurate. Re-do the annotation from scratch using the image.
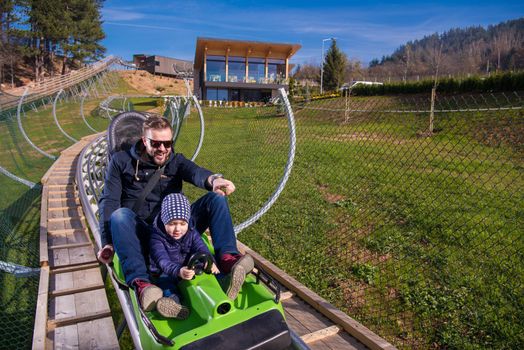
[98,141,213,246]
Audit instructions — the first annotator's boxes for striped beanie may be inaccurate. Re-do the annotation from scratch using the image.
[160,193,191,225]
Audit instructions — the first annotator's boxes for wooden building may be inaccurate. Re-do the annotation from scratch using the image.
[193,37,301,102]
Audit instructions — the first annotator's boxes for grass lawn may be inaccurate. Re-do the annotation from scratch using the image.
[1,85,522,349]
[177,98,523,349]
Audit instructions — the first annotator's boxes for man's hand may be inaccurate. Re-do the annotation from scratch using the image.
[97,244,114,264]
[179,266,195,280]
[209,176,236,196]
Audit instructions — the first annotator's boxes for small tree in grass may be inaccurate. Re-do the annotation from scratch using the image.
[323,39,347,91]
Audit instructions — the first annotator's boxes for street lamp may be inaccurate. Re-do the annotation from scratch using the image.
[320,37,336,95]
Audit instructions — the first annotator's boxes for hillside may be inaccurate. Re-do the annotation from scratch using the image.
[368,17,524,79]
[117,71,192,96]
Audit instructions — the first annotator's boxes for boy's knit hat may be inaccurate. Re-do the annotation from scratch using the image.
[161,193,191,225]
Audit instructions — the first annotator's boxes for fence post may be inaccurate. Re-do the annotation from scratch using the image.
[429,87,436,134]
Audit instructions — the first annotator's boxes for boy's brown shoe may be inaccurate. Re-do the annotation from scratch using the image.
[157,296,190,319]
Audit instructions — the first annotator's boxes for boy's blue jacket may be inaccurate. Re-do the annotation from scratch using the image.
[98,141,214,246]
[149,215,212,279]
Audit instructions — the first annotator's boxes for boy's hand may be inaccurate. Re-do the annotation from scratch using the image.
[179,266,195,280]
[210,263,220,274]
[97,244,114,264]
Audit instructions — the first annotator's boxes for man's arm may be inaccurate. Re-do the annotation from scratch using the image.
[176,153,236,195]
[98,157,123,247]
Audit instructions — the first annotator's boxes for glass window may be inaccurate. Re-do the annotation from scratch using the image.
[248,62,265,83]
[228,56,246,82]
[268,61,286,83]
[155,61,160,66]
[206,88,229,101]
[206,56,226,82]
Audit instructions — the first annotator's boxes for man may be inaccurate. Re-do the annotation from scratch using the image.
[97,115,253,311]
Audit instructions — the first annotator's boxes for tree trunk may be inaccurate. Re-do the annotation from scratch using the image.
[61,55,67,75]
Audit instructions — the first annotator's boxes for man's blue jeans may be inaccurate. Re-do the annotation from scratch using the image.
[111,192,238,285]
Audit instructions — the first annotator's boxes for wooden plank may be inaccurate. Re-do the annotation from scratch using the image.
[50,262,100,275]
[75,289,112,322]
[50,283,105,297]
[238,241,396,350]
[48,228,85,236]
[48,215,85,223]
[49,242,92,250]
[321,332,368,350]
[32,266,50,350]
[284,309,311,337]
[49,310,112,328]
[47,218,85,232]
[281,291,294,301]
[48,231,86,248]
[302,325,341,344]
[50,324,79,350]
[50,251,97,268]
[49,272,76,321]
[77,317,119,350]
[39,187,50,266]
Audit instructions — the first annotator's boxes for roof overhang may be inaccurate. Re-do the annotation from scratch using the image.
[194,37,301,70]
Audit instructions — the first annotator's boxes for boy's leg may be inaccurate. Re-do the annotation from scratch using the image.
[155,276,189,319]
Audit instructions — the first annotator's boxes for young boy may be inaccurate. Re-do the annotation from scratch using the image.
[150,193,254,318]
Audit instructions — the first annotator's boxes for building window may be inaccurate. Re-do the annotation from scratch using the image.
[228,56,245,83]
[207,88,228,101]
[248,57,265,83]
[267,58,286,83]
[155,61,160,66]
[206,55,225,82]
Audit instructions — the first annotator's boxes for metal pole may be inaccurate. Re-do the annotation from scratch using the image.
[320,40,324,95]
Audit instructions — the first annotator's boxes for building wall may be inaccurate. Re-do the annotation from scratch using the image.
[142,55,192,77]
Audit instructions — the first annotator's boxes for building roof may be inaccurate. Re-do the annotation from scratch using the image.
[194,37,301,70]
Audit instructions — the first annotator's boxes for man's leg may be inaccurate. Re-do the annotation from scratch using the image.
[191,192,254,299]
[191,192,239,258]
[110,208,150,285]
[110,208,162,310]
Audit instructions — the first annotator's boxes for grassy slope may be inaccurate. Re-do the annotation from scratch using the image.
[177,99,523,349]
[1,81,522,349]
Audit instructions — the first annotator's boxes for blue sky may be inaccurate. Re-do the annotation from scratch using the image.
[101,1,523,66]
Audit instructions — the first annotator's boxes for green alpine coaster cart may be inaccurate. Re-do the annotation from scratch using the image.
[77,88,298,349]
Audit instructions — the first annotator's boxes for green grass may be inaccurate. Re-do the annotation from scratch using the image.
[175,99,523,349]
[0,72,138,348]
[1,86,522,349]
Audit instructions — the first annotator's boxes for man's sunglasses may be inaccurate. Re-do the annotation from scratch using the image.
[147,138,173,149]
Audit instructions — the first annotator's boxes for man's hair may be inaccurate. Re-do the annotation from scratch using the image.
[142,115,172,135]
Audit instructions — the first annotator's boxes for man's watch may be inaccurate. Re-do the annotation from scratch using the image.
[209,173,224,187]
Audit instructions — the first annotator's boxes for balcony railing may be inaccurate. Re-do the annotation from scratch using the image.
[206,74,289,85]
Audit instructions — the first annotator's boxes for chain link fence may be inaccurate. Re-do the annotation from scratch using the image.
[182,91,523,349]
[1,70,522,349]
[0,70,119,349]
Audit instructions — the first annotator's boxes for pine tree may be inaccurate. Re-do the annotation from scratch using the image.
[323,39,347,91]
[63,0,105,73]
